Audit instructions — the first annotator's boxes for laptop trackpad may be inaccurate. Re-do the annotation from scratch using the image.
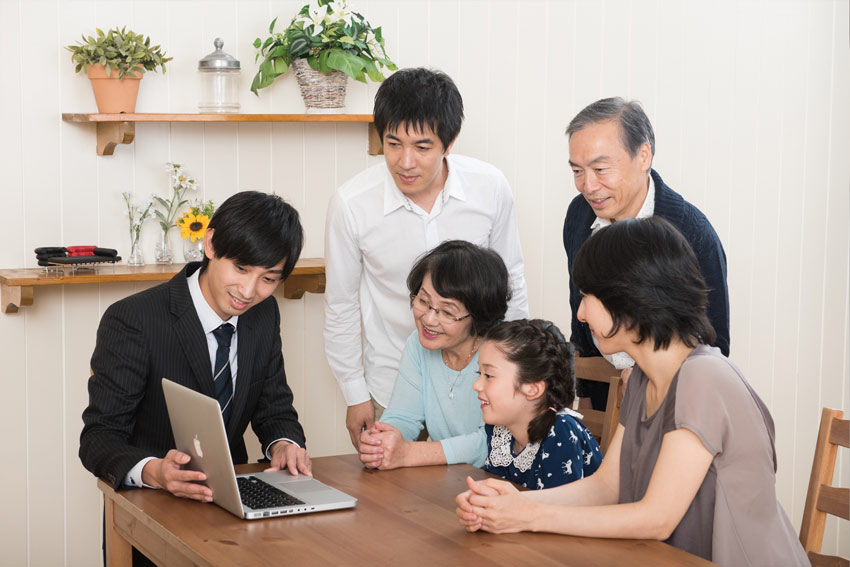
[259,471,327,491]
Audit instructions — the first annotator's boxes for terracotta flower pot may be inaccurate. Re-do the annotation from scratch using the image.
[86,64,143,113]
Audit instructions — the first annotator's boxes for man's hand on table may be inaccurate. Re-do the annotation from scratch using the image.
[265,440,313,476]
[142,449,213,502]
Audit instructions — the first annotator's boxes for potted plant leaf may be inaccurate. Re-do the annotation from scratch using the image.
[66,27,173,113]
[251,0,396,112]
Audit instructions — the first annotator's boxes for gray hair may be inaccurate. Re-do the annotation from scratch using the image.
[566,97,655,160]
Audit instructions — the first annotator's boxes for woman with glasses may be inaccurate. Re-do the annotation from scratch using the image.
[358,240,511,470]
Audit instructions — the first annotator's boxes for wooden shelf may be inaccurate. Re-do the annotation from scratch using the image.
[0,258,325,314]
[61,113,382,156]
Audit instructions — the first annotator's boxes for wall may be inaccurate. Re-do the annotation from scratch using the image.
[0,0,846,565]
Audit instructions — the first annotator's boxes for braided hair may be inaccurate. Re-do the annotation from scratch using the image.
[483,319,576,444]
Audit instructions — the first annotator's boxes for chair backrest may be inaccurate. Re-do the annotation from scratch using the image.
[574,357,622,454]
[799,407,849,567]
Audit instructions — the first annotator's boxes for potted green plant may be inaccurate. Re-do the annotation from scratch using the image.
[66,27,173,113]
[251,0,396,112]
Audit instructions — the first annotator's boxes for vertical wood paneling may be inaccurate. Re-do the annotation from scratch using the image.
[395,1,428,67]
[0,3,27,550]
[63,286,103,567]
[539,0,574,330]
[771,0,810,519]
[483,5,518,186]
[790,0,842,531]
[726,1,762,378]
[514,1,547,312]
[745,5,786,408]
[677,1,711,259]
[0,0,25,271]
[0,2,847,565]
[455,0,490,161]
[25,288,65,567]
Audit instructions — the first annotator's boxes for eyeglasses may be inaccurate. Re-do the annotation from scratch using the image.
[410,293,471,325]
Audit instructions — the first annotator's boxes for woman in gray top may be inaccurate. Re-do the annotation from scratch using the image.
[456,217,809,566]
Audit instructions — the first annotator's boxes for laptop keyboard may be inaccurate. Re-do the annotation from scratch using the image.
[237,476,306,510]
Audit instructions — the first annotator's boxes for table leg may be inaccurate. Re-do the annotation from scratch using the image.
[104,497,133,567]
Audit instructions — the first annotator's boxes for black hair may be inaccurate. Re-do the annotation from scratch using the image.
[483,319,576,445]
[201,190,303,280]
[572,217,716,350]
[373,67,464,151]
[406,240,511,337]
[566,97,655,162]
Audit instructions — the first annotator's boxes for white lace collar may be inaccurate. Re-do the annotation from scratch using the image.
[488,425,540,472]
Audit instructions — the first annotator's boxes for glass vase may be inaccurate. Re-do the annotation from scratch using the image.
[127,230,145,266]
[183,237,205,263]
[154,227,174,264]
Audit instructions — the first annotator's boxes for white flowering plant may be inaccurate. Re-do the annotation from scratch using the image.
[250,0,396,95]
[154,162,198,235]
[122,192,154,248]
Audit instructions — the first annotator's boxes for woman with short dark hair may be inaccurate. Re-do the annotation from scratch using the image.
[358,240,511,469]
[456,218,808,566]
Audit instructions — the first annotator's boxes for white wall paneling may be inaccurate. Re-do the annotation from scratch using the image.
[0,1,846,564]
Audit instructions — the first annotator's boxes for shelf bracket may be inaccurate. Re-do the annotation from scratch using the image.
[282,274,326,300]
[368,123,383,156]
[97,122,135,156]
[1,284,34,314]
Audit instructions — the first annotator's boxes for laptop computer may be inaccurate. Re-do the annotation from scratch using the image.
[162,378,357,520]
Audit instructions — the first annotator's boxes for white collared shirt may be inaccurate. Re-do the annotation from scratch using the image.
[588,174,655,370]
[324,153,530,407]
[589,174,656,232]
[187,267,239,384]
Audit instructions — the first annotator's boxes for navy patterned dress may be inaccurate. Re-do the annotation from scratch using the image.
[483,410,602,489]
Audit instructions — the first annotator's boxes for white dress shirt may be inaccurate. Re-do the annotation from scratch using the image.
[588,174,655,370]
[324,154,529,407]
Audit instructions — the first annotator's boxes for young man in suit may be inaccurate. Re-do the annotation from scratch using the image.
[80,191,311,506]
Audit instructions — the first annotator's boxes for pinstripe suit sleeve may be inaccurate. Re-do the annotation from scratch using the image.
[79,298,157,489]
[249,298,306,451]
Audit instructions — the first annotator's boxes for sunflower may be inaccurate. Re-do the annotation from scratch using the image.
[178,210,210,242]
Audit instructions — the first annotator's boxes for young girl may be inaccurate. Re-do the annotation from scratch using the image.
[474,319,602,489]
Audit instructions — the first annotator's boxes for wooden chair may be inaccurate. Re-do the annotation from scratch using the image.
[574,357,623,454]
[799,408,849,567]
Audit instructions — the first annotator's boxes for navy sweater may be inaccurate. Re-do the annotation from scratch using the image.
[563,170,730,407]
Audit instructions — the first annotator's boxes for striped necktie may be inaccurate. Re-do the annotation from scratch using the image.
[212,323,235,425]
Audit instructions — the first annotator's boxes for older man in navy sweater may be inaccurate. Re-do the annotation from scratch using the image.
[563,97,730,410]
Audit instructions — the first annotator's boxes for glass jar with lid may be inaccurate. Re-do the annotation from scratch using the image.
[198,38,240,113]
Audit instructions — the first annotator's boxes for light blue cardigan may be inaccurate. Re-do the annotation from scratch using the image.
[380,331,487,466]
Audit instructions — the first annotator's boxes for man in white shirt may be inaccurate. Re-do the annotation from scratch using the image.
[324,68,529,448]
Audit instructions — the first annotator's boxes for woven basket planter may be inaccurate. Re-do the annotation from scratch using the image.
[292,58,347,113]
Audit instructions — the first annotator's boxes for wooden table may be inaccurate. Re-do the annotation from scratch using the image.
[0,258,325,313]
[99,454,714,567]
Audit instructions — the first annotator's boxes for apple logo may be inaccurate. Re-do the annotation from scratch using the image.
[193,434,204,458]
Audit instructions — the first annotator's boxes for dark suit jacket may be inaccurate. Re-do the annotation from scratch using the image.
[79,263,305,489]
